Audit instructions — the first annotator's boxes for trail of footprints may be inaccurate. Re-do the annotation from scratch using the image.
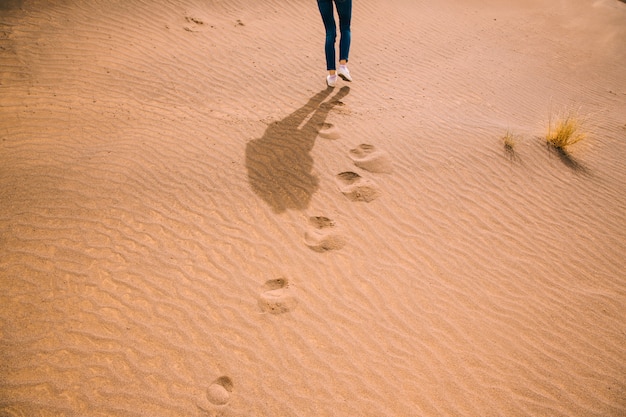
[305,122,393,256]
[172,17,390,412]
[336,143,392,202]
[205,107,393,411]
[256,124,393,313]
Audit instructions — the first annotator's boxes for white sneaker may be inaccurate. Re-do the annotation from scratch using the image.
[326,74,337,87]
[337,65,352,82]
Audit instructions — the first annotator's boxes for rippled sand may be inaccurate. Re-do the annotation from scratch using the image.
[1,0,625,416]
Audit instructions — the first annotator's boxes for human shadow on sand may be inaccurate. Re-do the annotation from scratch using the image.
[246,86,350,213]
[0,0,23,11]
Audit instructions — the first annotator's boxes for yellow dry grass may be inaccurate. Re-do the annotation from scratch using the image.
[546,114,586,150]
[503,130,516,151]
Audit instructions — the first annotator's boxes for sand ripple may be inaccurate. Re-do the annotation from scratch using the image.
[1,0,625,416]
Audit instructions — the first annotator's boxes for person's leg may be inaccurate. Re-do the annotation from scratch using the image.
[334,0,351,65]
[317,0,337,72]
[334,0,352,81]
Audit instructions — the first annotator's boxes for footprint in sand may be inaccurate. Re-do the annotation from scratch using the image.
[349,144,393,173]
[336,171,381,202]
[206,376,234,406]
[304,216,346,252]
[183,14,211,32]
[258,278,298,314]
[316,122,341,140]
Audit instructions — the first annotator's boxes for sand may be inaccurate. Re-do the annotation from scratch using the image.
[1,0,625,416]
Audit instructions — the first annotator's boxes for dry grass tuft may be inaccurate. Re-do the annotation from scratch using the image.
[546,114,585,151]
[503,130,516,151]
[502,130,520,161]
[544,111,590,173]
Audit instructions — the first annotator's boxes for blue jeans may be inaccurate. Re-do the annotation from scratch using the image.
[317,0,352,71]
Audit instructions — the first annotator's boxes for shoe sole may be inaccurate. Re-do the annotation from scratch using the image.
[338,73,352,82]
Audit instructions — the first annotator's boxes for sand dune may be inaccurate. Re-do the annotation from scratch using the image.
[1,0,625,416]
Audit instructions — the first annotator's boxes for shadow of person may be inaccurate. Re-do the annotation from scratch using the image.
[246,86,350,213]
[0,0,23,11]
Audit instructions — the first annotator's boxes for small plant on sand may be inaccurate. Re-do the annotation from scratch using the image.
[503,130,516,152]
[502,130,520,161]
[546,114,585,151]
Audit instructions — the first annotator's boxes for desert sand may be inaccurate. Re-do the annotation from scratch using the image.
[1,0,625,416]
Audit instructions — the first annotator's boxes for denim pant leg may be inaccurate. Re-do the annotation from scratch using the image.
[317,0,337,70]
[335,0,352,63]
